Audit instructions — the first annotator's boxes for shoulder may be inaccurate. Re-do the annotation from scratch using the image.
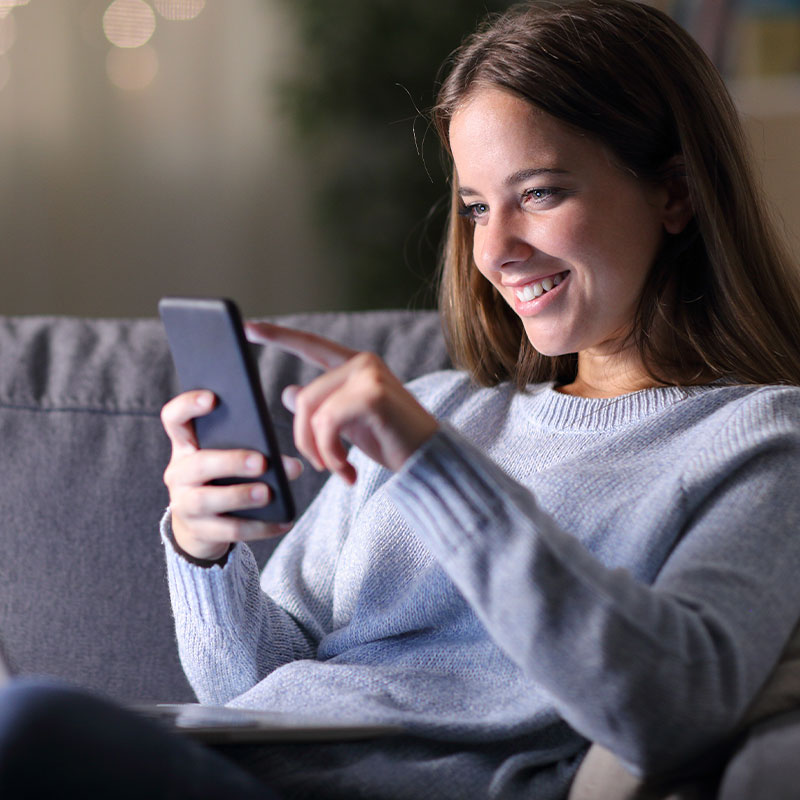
[676,383,800,478]
[693,383,800,432]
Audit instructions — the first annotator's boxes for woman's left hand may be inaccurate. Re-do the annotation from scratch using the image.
[246,321,440,485]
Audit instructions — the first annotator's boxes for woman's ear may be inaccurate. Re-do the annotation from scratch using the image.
[660,155,693,235]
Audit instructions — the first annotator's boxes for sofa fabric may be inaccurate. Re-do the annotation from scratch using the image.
[717,709,800,800]
[0,310,449,703]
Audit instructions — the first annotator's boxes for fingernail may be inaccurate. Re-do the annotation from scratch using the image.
[196,393,213,408]
[281,385,299,413]
[245,454,263,473]
[250,484,267,503]
[288,456,304,477]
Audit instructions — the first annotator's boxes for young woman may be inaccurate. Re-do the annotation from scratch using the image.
[2,1,800,798]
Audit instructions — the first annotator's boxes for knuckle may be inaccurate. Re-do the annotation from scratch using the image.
[165,452,197,487]
[361,375,384,401]
[353,351,382,372]
[168,495,191,522]
[355,371,388,410]
[310,405,334,433]
[160,403,180,432]
[163,463,175,488]
[163,456,191,490]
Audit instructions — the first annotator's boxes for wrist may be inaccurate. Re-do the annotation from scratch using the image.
[171,534,233,568]
[169,519,233,568]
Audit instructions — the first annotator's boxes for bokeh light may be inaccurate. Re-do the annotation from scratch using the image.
[0,1,28,22]
[0,12,16,54]
[103,0,156,48]
[153,0,204,22]
[0,0,207,92]
[106,42,158,90]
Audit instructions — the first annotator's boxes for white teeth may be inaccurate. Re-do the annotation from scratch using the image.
[514,272,566,303]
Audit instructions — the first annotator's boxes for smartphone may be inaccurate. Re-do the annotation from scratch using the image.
[159,297,295,523]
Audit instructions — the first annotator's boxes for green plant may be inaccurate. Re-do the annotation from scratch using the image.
[275,0,516,310]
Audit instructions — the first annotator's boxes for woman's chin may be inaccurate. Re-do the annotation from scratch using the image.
[522,333,576,359]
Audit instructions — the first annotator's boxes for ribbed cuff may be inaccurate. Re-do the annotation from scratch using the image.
[389,425,516,555]
[160,509,255,627]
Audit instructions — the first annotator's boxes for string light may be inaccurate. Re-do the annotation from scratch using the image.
[102,0,206,89]
[0,1,207,92]
[106,43,158,90]
[103,0,156,49]
[0,1,28,22]
[153,0,204,22]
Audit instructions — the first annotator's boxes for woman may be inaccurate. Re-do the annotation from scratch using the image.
[2,1,800,798]
[160,0,800,796]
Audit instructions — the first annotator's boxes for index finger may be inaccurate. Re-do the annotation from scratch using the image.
[245,321,359,371]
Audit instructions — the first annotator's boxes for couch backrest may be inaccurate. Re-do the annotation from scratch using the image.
[0,310,449,703]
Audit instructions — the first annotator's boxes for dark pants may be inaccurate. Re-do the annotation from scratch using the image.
[0,678,279,799]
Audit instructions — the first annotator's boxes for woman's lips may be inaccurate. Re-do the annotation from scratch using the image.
[511,270,570,313]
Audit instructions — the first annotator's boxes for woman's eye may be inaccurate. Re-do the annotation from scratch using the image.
[457,202,489,222]
[522,187,561,205]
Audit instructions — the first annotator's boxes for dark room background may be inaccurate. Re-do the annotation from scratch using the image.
[0,0,797,318]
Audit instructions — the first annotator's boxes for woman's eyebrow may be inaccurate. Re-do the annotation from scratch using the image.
[457,167,570,198]
[505,166,570,186]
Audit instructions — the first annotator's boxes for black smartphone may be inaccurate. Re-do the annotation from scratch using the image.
[159,296,295,523]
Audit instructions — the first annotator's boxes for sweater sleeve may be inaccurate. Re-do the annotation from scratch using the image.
[162,465,357,705]
[388,398,800,777]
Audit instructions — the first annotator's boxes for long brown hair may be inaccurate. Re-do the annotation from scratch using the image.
[432,0,800,388]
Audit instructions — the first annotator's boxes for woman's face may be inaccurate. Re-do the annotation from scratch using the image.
[449,87,673,362]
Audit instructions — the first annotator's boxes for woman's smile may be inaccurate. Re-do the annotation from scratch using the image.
[506,270,570,314]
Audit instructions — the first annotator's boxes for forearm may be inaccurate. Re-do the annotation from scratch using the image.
[162,512,315,704]
[390,426,800,775]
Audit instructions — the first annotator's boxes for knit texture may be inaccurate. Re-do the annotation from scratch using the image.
[163,373,800,799]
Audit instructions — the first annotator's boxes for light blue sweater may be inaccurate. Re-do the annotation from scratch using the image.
[163,373,800,799]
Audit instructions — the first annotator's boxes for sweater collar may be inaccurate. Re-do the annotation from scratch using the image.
[519,381,721,432]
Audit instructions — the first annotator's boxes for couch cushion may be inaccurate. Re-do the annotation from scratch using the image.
[0,310,449,703]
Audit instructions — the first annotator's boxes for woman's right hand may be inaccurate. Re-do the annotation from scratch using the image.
[161,389,302,562]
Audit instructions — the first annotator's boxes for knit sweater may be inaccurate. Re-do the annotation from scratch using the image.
[163,372,800,800]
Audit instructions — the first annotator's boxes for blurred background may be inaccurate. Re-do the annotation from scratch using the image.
[0,0,798,318]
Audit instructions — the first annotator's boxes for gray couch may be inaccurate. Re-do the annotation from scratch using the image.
[0,309,449,702]
[0,308,795,798]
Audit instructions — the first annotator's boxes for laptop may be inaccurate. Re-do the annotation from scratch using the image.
[130,702,403,744]
[0,641,402,744]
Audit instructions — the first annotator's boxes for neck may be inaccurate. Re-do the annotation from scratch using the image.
[557,349,660,399]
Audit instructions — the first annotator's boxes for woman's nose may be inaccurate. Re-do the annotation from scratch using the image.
[475,211,533,272]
